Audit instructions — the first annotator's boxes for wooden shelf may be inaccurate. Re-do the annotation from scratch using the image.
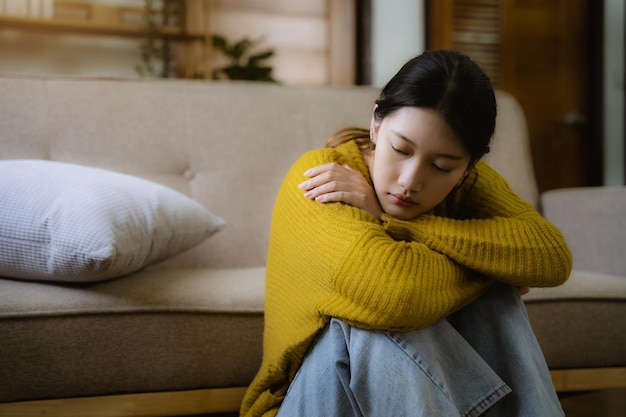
[0,14,206,39]
[0,0,212,78]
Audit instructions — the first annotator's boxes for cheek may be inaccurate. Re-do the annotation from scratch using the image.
[370,155,386,182]
[440,176,463,191]
[373,161,399,190]
[423,176,462,202]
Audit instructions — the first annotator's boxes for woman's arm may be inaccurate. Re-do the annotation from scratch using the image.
[267,147,491,332]
[384,162,572,287]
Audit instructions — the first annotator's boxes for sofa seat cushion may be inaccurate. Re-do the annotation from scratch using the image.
[524,270,626,369]
[0,267,265,403]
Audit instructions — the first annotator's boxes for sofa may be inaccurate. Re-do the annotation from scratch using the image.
[0,75,624,417]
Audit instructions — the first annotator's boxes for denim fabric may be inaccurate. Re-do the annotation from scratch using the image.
[446,283,564,416]
[276,283,564,417]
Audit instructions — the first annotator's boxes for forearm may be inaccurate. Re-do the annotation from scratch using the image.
[383,212,571,287]
[315,224,492,331]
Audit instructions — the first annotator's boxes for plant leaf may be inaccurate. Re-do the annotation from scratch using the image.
[231,38,254,61]
[211,34,228,52]
[248,50,274,63]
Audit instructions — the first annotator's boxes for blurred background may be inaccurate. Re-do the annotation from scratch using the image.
[0,0,623,194]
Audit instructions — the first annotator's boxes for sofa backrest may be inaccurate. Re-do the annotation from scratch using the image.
[0,76,536,269]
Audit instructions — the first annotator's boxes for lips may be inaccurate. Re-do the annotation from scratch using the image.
[388,193,418,207]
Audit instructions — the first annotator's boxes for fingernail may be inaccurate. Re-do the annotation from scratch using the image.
[298,181,307,190]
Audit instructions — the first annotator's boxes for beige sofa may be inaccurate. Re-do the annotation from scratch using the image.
[0,75,624,417]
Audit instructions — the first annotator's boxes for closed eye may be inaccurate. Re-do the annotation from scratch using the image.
[432,163,453,173]
[391,144,410,156]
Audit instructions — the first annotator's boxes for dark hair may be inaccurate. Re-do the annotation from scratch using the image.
[325,50,495,214]
[374,50,496,163]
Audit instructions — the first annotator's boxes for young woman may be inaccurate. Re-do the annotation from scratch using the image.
[241,50,572,417]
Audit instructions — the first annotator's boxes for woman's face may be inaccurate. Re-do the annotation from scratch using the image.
[367,107,472,220]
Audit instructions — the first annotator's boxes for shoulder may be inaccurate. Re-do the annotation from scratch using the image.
[292,141,365,174]
[474,161,505,182]
[297,147,342,166]
[279,147,343,193]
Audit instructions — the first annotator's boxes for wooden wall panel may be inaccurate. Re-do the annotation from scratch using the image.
[211,10,328,50]
[429,0,500,86]
[328,0,355,85]
[429,0,596,191]
[213,0,326,16]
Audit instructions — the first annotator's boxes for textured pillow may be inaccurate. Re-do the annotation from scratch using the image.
[0,160,225,282]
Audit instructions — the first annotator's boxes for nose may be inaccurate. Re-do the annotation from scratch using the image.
[398,160,423,193]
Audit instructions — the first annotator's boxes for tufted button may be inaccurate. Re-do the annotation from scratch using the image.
[182,168,195,181]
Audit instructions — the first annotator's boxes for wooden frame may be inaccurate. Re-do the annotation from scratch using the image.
[551,367,626,393]
[0,368,624,416]
[328,0,356,85]
[427,0,454,49]
[0,387,247,417]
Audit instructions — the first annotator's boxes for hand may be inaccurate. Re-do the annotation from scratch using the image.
[518,286,530,295]
[299,163,383,218]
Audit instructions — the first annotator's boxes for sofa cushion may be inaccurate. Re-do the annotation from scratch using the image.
[0,160,225,283]
[541,186,626,276]
[524,270,626,369]
[0,266,265,402]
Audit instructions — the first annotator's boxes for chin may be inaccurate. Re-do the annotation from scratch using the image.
[384,206,423,220]
[398,213,423,220]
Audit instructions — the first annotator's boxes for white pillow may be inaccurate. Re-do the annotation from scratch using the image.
[0,160,225,282]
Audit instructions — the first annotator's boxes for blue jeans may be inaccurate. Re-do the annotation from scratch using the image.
[276,283,563,417]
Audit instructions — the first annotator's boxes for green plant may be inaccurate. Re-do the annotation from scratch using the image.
[211,34,278,83]
[136,1,278,82]
[136,0,185,78]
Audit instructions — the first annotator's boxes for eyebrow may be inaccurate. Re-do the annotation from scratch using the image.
[396,133,465,160]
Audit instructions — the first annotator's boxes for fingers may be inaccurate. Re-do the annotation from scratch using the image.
[299,163,347,194]
[303,162,342,178]
[308,189,349,203]
[299,176,346,201]
[299,163,361,203]
[303,182,346,202]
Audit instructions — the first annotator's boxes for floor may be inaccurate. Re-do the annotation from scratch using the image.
[199,390,626,417]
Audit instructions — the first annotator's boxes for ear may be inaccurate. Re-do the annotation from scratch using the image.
[369,105,380,144]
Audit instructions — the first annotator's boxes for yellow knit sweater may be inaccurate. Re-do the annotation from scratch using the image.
[240,140,572,417]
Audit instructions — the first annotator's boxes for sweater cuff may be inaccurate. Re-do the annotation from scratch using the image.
[381,214,412,242]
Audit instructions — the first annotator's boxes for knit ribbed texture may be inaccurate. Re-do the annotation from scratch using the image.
[241,141,572,417]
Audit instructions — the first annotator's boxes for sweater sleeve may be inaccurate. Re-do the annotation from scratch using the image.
[381,162,572,287]
[268,148,491,332]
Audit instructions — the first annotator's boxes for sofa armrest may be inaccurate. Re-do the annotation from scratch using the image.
[541,186,626,277]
